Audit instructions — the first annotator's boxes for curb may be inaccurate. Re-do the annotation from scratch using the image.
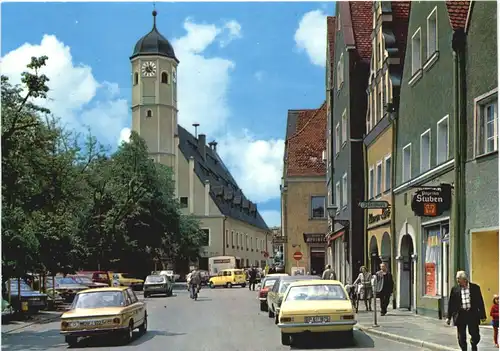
[2,313,62,334]
[356,324,459,351]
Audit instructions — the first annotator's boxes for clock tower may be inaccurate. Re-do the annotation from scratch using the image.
[130,10,179,172]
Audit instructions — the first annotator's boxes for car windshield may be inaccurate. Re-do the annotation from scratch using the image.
[56,277,78,285]
[72,276,93,284]
[263,279,277,288]
[285,284,347,301]
[145,275,164,283]
[73,291,125,309]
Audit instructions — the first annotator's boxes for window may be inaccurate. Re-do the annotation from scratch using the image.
[146,110,152,118]
[437,116,449,164]
[427,7,438,58]
[376,162,382,196]
[225,230,229,247]
[335,123,340,154]
[368,167,374,199]
[423,223,449,296]
[341,110,347,144]
[378,88,383,121]
[411,28,422,75]
[381,81,386,117]
[311,196,326,219]
[231,231,235,247]
[337,53,344,89]
[476,94,498,155]
[201,229,210,246]
[402,143,412,182]
[337,16,341,31]
[384,156,391,191]
[245,234,248,250]
[342,173,348,206]
[179,197,188,208]
[420,129,431,172]
[133,72,139,85]
[335,182,341,207]
[161,72,169,84]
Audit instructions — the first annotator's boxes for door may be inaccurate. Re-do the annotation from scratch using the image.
[310,249,325,275]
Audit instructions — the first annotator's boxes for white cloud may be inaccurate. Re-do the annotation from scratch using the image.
[260,210,281,227]
[118,127,131,145]
[220,20,242,47]
[294,10,328,67]
[1,34,128,144]
[217,130,284,203]
[254,71,264,81]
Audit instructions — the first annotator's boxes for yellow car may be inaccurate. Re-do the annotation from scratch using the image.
[208,269,247,288]
[109,273,144,290]
[60,287,147,347]
[277,280,356,346]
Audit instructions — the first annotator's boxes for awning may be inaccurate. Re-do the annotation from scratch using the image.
[327,230,345,244]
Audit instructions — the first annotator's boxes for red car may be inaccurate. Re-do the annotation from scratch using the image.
[77,271,111,286]
[258,275,287,312]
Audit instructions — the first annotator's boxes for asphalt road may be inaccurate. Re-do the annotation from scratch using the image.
[1,284,429,350]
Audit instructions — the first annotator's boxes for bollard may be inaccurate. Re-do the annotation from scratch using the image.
[371,276,379,327]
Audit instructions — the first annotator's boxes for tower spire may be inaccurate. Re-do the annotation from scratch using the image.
[152,4,157,29]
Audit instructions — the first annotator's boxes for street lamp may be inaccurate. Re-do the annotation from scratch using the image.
[327,205,338,219]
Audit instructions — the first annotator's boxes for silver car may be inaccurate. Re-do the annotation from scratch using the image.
[143,275,173,298]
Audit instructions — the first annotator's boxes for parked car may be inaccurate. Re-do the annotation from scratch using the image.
[267,275,319,323]
[277,280,356,347]
[69,275,108,289]
[208,269,246,288]
[4,279,48,313]
[78,271,111,286]
[258,274,288,312]
[109,273,144,291]
[159,270,180,282]
[45,277,88,303]
[60,287,147,347]
[143,275,173,297]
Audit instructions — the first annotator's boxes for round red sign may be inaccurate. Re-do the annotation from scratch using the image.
[293,251,303,261]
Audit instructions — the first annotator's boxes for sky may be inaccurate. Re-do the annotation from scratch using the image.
[1,1,335,228]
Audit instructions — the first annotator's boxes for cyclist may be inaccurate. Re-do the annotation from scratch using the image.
[189,267,202,300]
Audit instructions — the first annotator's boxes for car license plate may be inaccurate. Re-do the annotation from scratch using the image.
[305,316,330,324]
[80,320,106,327]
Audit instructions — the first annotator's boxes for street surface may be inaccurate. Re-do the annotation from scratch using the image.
[2,284,429,350]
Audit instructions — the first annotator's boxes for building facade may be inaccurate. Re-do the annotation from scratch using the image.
[131,11,270,270]
[364,2,409,275]
[463,1,498,324]
[393,2,468,318]
[282,105,329,275]
[326,2,372,284]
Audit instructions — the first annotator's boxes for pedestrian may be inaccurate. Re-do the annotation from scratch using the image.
[374,262,393,316]
[490,294,499,347]
[322,265,337,280]
[446,270,487,351]
[353,266,372,311]
[248,266,257,291]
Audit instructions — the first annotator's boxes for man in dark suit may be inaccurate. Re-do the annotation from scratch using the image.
[446,270,487,351]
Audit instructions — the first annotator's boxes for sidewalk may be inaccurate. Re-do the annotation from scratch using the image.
[355,306,498,351]
[1,311,63,334]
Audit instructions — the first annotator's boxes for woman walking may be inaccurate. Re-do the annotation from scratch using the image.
[353,266,373,311]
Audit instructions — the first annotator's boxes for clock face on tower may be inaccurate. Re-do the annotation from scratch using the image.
[141,61,157,77]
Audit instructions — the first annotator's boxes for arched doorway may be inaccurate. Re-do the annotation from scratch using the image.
[380,232,392,271]
[369,236,381,274]
[399,234,414,310]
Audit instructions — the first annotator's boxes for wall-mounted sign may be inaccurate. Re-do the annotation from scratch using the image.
[368,207,391,225]
[213,259,231,264]
[272,236,287,244]
[411,184,452,217]
[359,200,390,209]
[303,233,327,244]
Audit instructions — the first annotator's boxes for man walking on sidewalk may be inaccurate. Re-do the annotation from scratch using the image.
[248,266,257,291]
[374,262,394,316]
[322,265,337,280]
[446,270,487,351]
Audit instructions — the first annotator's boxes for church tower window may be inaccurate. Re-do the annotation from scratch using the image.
[146,109,152,118]
[134,72,139,85]
[161,72,169,84]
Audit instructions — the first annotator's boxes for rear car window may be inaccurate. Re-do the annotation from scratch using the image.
[233,270,243,275]
[285,284,347,301]
[264,279,277,288]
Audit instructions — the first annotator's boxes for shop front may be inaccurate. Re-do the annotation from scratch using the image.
[366,206,392,274]
[303,233,327,275]
[394,178,453,318]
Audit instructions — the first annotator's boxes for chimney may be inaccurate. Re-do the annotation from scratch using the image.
[208,140,218,152]
[198,134,206,160]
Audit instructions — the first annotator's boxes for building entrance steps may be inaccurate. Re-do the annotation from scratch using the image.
[355,301,497,350]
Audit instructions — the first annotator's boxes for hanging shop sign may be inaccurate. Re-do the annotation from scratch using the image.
[411,184,452,217]
[303,233,327,244]
[368,207,391,225]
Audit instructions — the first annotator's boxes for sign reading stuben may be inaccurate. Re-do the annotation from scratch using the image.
[411,185,452,217]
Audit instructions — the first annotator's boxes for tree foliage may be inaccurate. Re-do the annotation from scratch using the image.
[2,56,206,279]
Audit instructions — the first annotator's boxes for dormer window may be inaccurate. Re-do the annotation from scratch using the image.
[134,72,139,85]
[146,110,152,118]
[161,72,169,84]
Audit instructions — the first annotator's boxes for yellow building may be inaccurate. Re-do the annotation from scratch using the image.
[281,104,328,275]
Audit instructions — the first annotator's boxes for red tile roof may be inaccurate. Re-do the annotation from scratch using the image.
[349,2,373,61]
[327,16,336,73]
[286,102,327,177]
[446,1,471,30]
[392,1,411,60]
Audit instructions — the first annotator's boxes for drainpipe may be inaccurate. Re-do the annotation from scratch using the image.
[451,28,467,274]
[362,138,368,269]
[390,98,399,310]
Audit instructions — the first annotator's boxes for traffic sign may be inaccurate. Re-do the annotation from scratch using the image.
[358,200,390,209]
[293,251,303,261]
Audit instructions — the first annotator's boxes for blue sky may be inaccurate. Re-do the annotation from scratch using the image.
[1,2,335,227]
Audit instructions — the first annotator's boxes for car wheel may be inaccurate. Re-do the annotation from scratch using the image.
[268,308,274,318]
[139,314,147,334]
[241,283,246,288]
[144,293,149,298]
[226,282,232,288]
[65,335,78,348]
[281,333,291,346]
[209,282,215,289]
[344,329,354,345]
[260,301,268,312]
[123,321,134,344]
